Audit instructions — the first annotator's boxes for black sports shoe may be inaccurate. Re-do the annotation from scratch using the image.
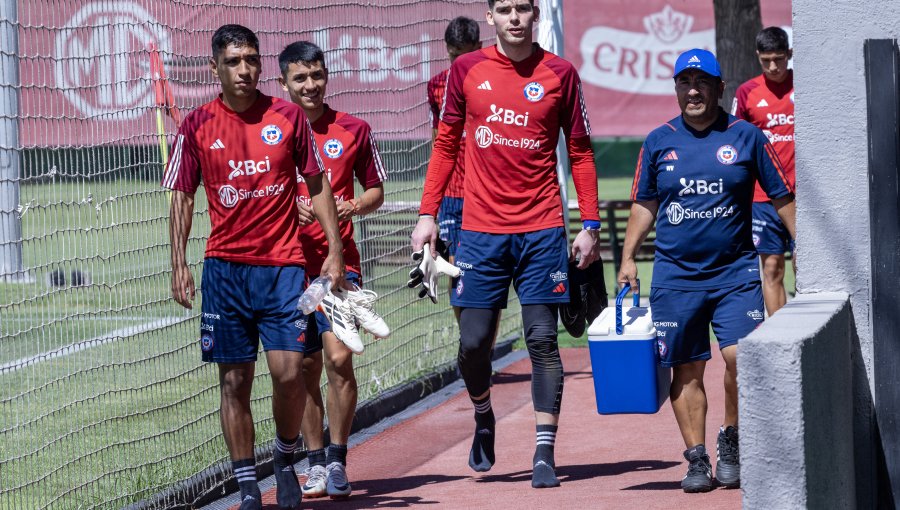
[716,425,740,488]
[582,257,608,324]
[681,444,714,493]
[559,258,607,338]
[559,265,586,337]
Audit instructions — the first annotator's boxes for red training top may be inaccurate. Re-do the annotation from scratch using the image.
[732,71,795,202]
[162,92,323,266]
[427,69,466,199]
[296,105,387,275]
[421,45,599,233]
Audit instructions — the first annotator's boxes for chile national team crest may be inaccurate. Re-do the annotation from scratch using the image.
[261,124,283,145]
[323,138,344,159]
[201,334,214,352]
[716,145,738,165]
[524,81,545,102]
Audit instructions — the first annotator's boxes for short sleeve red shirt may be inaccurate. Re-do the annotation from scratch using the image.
[427,69,466,198]
[161,92,323,266]
[733,72,795,202]
[439,45,592,233]
[296,106,387,276]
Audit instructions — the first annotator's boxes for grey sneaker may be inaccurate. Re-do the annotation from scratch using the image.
[716,425,741,488]
[301,464,327,498]
[681,444,714,493]
[326,461,352,499]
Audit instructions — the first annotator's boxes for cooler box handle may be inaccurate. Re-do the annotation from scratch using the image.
[615,279,641,335]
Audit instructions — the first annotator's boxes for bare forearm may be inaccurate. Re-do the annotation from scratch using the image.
[309,176,343,252]
[353,185,384,217]
[621,201,657,261]
[169,191,194,267]
[772,195,796,240]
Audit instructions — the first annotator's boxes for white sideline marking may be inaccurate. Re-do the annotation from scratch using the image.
[0,317,184,374]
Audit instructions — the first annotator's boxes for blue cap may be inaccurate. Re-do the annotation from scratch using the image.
[673,49,721,79]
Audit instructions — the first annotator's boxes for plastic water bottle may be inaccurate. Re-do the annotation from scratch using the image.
[297,275,333,314]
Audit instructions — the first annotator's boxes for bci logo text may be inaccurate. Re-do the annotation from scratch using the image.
[228,157,270,180]
[313,29,431,83]
[766,113,794,128]
[678,177,723,196]
[487,104,529,126]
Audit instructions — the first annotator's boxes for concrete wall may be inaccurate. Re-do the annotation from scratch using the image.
[791,1,900,506]
[739,2,900,506]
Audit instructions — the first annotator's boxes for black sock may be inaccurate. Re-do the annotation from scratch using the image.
[468,394,495,472]
[533,424,557,467]
[532,425,560,488]
[327,443,348,466]
[273,435,300,508]
[232,458,260,501]
[307,447,327,467]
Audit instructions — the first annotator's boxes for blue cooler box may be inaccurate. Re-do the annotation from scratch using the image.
[587,282,671,414]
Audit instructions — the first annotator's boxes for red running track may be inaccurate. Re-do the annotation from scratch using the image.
[244,347,740,509]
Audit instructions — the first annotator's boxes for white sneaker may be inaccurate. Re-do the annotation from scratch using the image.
[301,464,327,498]
[326,462,352,498]
[345,286,391,338]
[317,289,365,354]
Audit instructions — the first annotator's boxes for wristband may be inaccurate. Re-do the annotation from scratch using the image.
[582,220,601,231]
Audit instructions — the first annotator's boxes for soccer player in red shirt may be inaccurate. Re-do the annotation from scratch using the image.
[411,0,601,489]
[277,41,388,499]
[732,27,795,315]
[427,16,481,273]
[163,25,344,510]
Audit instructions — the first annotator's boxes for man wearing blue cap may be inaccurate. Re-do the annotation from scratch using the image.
[618,48,796,493]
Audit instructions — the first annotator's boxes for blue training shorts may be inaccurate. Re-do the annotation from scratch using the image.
[304,271,362,355]
[199,258,310,363]
[650,281,764,367]
[438,197,464,258]
[450,227,569,309]
[752,201,794,255]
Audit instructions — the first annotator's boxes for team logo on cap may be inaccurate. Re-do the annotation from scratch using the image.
[261,124,283,145]
[716,145,738,165]
[201,334,214,352]
[323,138,344,159]
[523,81,545,102]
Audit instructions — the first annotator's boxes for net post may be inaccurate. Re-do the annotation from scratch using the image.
[0,0,26,282]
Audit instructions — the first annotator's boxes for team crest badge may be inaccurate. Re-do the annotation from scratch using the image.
[201,334,214,352]
[657,339,668,358]
[323,138,344,159]
[261,124,283,145]
[523,81,545,102]
[455,279,464,296]
[716,145,738,165]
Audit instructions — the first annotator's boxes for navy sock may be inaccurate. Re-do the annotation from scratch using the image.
[307,447,326,467]
[273,435,300,508]
[232,458,260,502]
[327,443,348,466]
[274,434,298,466]
[532,425,560,488]
[468,394,495,472]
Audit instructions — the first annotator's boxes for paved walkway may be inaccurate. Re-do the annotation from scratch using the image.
[219,346,740,509]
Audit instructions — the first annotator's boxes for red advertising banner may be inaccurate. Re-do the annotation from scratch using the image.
[564,0,791,137]
[16,0,486,147]
[15,1,789,146]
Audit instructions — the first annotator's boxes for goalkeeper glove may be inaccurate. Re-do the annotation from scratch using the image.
[407,242,461,303]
